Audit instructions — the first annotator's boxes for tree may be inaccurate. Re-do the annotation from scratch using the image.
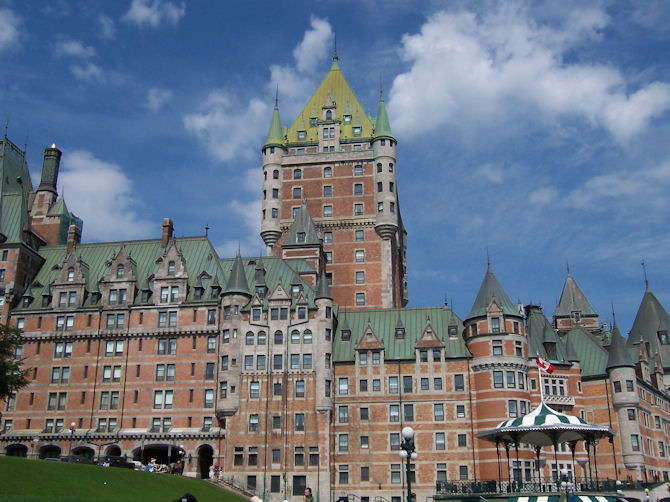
[0,324,29,401]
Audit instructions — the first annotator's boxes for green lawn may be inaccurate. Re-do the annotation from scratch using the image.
[0,456,248,502]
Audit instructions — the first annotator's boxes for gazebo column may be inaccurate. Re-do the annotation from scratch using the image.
[505,441,511,492]
[585,439,593,489]
[569,440,578,487]
[593,439,599,488]
[535,446,542,492]
[552,433,560,492]
[514,439,520,492]
[496,441,502,492]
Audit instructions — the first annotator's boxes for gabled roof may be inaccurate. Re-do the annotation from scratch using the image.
[555,273,597,317]
[334,306,467,362]
[373,88,394,140]
[565,325,609,378]
[627,286,670,368]
[224,252,251,296]
[607,323,635,370]
[283,200,321,247]
[526,306,567,361]
[466,265,519,320]
[286,56,374,143]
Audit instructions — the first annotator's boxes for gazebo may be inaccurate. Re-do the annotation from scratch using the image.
[477,402,615,493]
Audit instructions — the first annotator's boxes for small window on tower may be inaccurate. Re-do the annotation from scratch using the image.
[310,117,318,127]
[353,126,361,137]
[297,232,306,243]
[298,131,306,140]
[343,115,351,124]
[326,110,332,120]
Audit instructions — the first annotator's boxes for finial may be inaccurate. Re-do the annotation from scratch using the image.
[566,259,570,275]
[23,130,29,153]
[204,222,210,237]
[4,117,8,137]
[444,293,448,307]
[641,259,649,289]
[379,74,383,100]
[333,33,338,61]
[486,247,490,267]
[237,243,241,257]
[275,85,279,108]
[611,300,616,325]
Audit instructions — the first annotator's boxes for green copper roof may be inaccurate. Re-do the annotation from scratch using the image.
[373,89,394,140]
[628,287,670,368]
[466,265,519,320]
[525,306,568,362]
[555,273,597,317]
[264,97,284,148]
[283,200,321,247]
[0,193,28,243]
[565,325,609,378]
[224,252,251,296]
[286,57,374,143]
[607,323,635,370]
[334,306,467,362]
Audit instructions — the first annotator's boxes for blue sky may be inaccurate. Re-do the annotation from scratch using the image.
[1,0,669,335]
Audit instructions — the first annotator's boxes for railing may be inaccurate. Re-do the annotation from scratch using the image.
[435,478,652,495]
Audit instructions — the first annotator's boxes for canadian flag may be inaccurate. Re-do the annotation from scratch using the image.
[537,355,555,374]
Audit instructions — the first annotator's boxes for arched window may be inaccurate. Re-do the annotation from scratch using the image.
[274,330,283,345]
[116,264,125,278]
[257,331,266,345]
[294,169,302,180]
[326,110,332,120]
[291,330,300,344]
[67,268,74,282]
[303,330,312,344]
[323,167,332,178]
[246,331,255,345]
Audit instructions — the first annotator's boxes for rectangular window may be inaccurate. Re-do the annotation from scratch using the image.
[403,375,413,393]
[390,433,400,451]
[354,203,363,215]
[436,432,446,450]
[404,403,414,421]
[354,183,363,195]
[434,403,444,421]
[457,404,466,418]
[389,376,398,394]
[455,374,465,391]
[338,378,348,395]
[355,271,365,284]
[295,380,305,397]
[323,205,332,217]
[390,404,399,422]
[493,371,504,388]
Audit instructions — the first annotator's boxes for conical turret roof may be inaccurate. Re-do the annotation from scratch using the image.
[314,269,332,301]
[607,323,635,370]
[555,273,597,317]
[283,200,321,247]
[224,252,251,296]
[467,264,519,320]
[264,93,284,148]
[373,88,394,140]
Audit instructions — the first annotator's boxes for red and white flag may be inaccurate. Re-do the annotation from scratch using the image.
[537,355,555,374]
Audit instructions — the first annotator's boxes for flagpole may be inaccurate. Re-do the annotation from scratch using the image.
[537,357,544,403]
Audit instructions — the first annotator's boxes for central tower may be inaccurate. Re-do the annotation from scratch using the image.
[260,52,407,309]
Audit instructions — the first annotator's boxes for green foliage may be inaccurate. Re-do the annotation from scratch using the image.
[0,456,246,502]
[0,324,29,401]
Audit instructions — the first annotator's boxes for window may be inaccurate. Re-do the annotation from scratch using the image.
[434,403,444,421]
[632,434,640,451]
[354,203,363,215]
[295,380,305,397]
[507,371,516,388]
[354,165,363,175]
[360,407,369,420]
[421,377,429,390]
[390,433,400,451]
[338,378,349,395]
[627,409,636,421]
[323,185,332,197]
[493,371,504,388]
[353,126,361,137]
[435,432,446,450]
[323,166,332,178]
[389,404,400,422]
[355,250,365,262]
[613,381,622,393]
[493,340,503,355]
[492,317,501,332]
[509,400,518,417]
[249,381,260,398]
[323,205,332,217]
[355,271,365,284]
[356,293,365,306]
[404,403,414,421]
[339,406,349,423]
[626,380,634,392]
[459,465,468,480]
[457,404,466,418]
[403,375,413,393]
[67,268,74,281]
[293,187,301,199]
[339,434,349,452]
[354,183,363,195]
[389,376,399,394]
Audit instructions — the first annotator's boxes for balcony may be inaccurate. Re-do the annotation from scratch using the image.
[543,394,575,406]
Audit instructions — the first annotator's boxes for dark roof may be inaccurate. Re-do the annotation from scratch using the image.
[466,265,519,320]
[606,323,635,370]
[525,306,567,361]
[283,200,321,247]
[224,252,251,296]
[555,273,597,317]
[314,269,332,301]
[627,287,670,368]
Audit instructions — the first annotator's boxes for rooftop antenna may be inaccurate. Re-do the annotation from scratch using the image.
[204,222,209,237]
[641,259,649,289]
[23,129,30,153]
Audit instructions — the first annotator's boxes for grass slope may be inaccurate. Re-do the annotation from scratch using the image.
[0,456,247,502]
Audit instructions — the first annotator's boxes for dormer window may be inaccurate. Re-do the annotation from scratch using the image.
[116,264,125,278]
[67,268,74,282]
[353,126,361,137]
[255,268,264,282]
[343,115,351,124]
[310,117,317,127]
[448,325,458,337]
[292,284,301,297]
[297,232,306,243]
[342,330,351,341]
[168,261,175,276]
[572,311,581,322]
[211,286,220,297]
[659,331,669,345]
[395,328,405,339]
[326,110,332,120]
[491,318,500,333]
[298,131,306,140]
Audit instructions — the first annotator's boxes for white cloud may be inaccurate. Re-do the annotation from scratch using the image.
[183,17,333,163]
[215,199,264,258]
[70,62,104,82]
[123,0,185,28]
[477,164,503,183]
[146,87,173,112]
[183,91,268,162]
[388,4,670,144]
[528,186,558,206]
[54,38,96,59]
[0,8,22,53]
[293,16,333,74]
[59,150,153,241]
[98,14,116,39]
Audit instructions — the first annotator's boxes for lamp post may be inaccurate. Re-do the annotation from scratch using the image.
[399,426,418,502]
[68,422,76,457]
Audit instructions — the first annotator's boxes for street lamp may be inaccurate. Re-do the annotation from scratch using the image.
[399,426,418,502]
[68,422,76,457]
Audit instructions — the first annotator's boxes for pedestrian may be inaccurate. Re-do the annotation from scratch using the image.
[304,487,314,502]
[208,464,215,479]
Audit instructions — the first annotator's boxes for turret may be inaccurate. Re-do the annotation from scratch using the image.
[314,269,334,411]
[260,92,285,254]
[37,144,61,195]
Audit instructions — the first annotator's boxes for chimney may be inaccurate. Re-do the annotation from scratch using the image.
[67,224,81,254]
[38,144,62,195]
[161,218,174,247]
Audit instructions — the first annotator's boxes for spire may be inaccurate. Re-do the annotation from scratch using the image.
[332,33,338,64]
[554,271,597,317]
[314,269,332,301]
[264,90,284,148]
[224,252,251,296]
[641,259,649,290]
[283,200,321,247]
[466,264,519,320]
[628,285,670,350]
[373,79,394,140]
[606,323,635,370]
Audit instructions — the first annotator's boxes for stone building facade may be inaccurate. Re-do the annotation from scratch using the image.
[1,53,670,502]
